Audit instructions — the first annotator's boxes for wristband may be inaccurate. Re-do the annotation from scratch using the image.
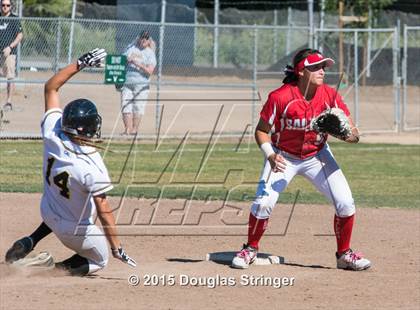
[260,142,275,158]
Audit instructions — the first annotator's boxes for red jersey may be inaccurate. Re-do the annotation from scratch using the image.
[260,83,350,159]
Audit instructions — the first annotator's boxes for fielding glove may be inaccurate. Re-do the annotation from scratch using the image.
[311,108,352,141]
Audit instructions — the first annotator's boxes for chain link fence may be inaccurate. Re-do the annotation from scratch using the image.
[402,26,420,131]
[0,16,419,138]
[314,28,400,132]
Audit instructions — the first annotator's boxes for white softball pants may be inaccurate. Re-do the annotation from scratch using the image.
[41,202,109,274]
[251,144,355,219]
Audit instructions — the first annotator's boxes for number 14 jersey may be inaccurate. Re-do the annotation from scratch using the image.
[40,109,113,225]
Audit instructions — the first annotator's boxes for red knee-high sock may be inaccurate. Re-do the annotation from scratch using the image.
[247,213,268,250]
[334,214,355,255]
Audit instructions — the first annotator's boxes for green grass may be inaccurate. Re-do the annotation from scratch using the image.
[1,140,419,208]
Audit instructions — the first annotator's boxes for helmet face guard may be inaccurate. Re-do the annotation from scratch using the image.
[62,99,102,139]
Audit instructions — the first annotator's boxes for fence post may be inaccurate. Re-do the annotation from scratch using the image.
[16,0,23,77]
[55,18,62,73]
[286,7,292,55]
[402,24,407,131]
[68,0,77,64]
[252,26,258,131]
[273,9,278,63]
[156,0,166,135]
[193,6,197,55]
[366,8,372,78]
[213,0,219,68]
[354,31,359,126]
[393,26,400,132]
[308,0,314,49]
[319,0,325,30]
[317,0,325,53]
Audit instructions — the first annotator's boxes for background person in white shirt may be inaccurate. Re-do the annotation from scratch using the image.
[120,30,156,135]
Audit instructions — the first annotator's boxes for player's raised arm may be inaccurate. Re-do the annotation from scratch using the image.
[44,48,107,112]
[44,63,79,112]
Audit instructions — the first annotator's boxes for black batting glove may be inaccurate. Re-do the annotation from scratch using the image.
[77,48,107,70]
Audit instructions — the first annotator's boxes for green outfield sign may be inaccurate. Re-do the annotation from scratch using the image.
[104,55,127,84]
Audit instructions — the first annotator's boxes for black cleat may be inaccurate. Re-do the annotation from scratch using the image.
[5,237,34,263]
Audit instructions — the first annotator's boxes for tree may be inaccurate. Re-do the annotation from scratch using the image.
[323,0,396,85]
[324,0,395,17]
[23,0,72,17]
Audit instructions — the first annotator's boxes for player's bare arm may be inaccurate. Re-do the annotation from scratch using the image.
[44,48,107,112]
[94,194,121,249]
[94,194,136,267]
[44,64,80,112]
[255,118,287,173]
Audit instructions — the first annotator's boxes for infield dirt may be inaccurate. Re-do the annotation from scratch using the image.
[1,193,419,309]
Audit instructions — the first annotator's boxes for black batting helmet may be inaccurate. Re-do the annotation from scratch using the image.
[62,99,102,139]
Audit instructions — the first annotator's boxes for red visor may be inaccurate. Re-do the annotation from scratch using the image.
[294,53,335,74]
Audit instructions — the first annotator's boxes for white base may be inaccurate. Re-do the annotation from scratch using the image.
[206,252,284,266]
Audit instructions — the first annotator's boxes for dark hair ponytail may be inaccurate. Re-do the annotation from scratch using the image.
[282,65,298,84]
[282,48,322,84]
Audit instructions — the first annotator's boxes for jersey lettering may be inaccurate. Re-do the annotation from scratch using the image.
[45,156,71,199]
[283,118,310,130]
[45,157,54,186]
[53,171,70,199]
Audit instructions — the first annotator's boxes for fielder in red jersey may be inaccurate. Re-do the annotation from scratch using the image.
[261,82,350,159]
[232,48,371,271]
